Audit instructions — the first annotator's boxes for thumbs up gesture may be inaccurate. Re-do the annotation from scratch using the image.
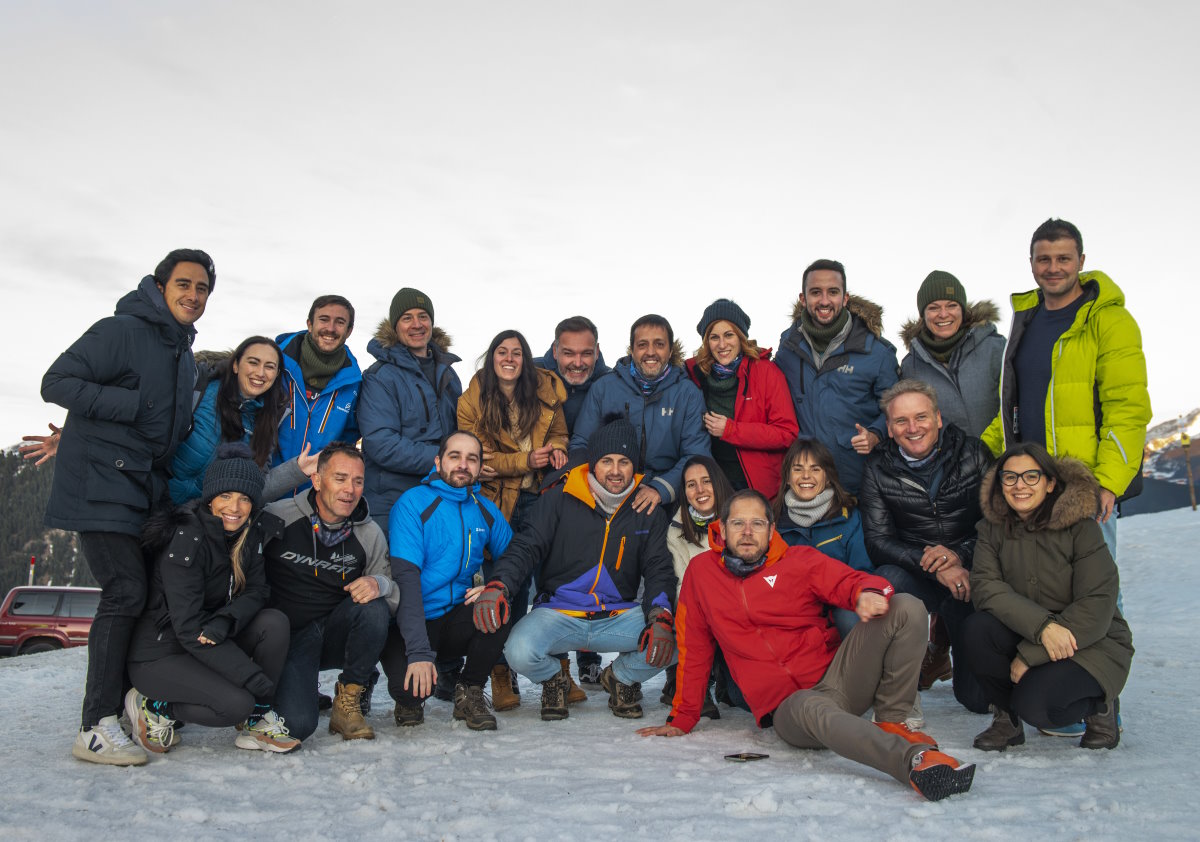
[851,423,880,455]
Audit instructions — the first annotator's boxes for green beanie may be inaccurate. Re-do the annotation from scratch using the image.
[917,271,967,313]
[389,287,434,329]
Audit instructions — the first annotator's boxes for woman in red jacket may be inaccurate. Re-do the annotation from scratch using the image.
[685,299,799,498]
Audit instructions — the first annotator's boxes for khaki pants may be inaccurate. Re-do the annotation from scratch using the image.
[773,593,929,784]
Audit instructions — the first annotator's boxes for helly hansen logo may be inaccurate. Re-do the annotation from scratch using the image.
[661,407,674,417]
[837,364,854,375]
[278,549,360,575]
[763,574,777,588]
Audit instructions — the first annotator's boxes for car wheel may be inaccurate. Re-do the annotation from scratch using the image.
[20,640,61,655]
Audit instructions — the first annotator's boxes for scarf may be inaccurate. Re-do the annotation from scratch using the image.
[299,332,348,395]
[722,550,768,578]
[688,506,716,529]
[311,513,353,547]
[783,487,835,528]
[710,354,743,380]
[799,308,851,363]
[588,473,636,516]
[629,360,672,396]
[918,326,966,364]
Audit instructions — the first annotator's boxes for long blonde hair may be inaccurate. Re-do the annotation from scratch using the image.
[229,528,249,593]
[694,322,761,375]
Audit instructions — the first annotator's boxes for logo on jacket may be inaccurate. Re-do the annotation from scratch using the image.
[661,407,674,417]
[837,364,855,375]
[763,574,777,588]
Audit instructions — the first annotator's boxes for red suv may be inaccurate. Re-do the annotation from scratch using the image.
[0,586,101,656]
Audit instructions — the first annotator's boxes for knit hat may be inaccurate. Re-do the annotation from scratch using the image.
[587,418,640,466]
[696,298,751,338]
[916,271,967,313]
[389,287,434,329]
[202,442,265,508]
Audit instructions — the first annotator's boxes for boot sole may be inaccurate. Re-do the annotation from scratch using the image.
[608,705,643,719]
[235,734,301,754]
[71,742,148,766]
[454,714,498,731]
[974,731,1025,752]
[910,761,975,801]
[329,725,376,740]
[917,669,953,692]
[493,699,521,712]
[540,708,569,721]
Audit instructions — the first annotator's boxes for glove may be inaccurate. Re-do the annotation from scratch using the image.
[244,671,274,700]
[638,609,676,668]
[472,581,511,633]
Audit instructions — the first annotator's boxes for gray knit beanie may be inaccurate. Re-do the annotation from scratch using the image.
[389,287,434,329]
[917,271,967,313]
[203,442,265,508]
[696,298,751,339]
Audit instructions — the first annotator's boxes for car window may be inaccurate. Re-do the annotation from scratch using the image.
[9,592,61,616]
[62,592,101,618]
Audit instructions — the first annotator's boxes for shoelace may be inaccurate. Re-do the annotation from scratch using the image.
[95,719,136,748]
[144,707,176,748]
[254,711,293,737]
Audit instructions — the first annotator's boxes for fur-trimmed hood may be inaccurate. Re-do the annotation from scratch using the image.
[980,456,1101,529]
[372,318,453,353]
[900,300,1001,351]
[789,294,885,337]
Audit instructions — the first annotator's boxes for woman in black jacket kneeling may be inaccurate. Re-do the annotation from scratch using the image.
[125,444,299,755]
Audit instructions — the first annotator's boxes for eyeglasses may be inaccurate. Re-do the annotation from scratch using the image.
[727,518,770,533]
[999,469,1044,487]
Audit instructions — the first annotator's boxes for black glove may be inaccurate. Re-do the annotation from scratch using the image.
[244,671,274,700]
[638,609,676,668]
[472,581,511,633]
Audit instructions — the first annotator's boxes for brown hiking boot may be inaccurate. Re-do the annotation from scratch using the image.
[329,682,375,740]
[918,644,952,691]
[393,702,424,727]
[1080,697,1119,750]
[561,657,588,705]
[453,683,497,731]
[600,665,643,719]
[490,664,521,711]
[540,671,570,721]
[973,706,1025,752]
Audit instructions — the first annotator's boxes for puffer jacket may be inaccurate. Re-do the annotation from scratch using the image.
[981,272,1151,499]
[775,296,900,494]
[684,351,798,499]
[900,300,1006,438]
[568,341,710,503]
[388,469,512,620]
[274,330,362,463]
[128,503,283,691]
[535,345,610,435]
[456,367,569,520]
[776,505,873,571]
[359,321,462,519]
[972,457,1133,701]
[42,276,198,536]
[859,423,992,579]
[168,380,261,503]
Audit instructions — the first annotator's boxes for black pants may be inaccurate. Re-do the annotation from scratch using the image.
[381,602,511,706]
[127,610,290,728]
[79,532,148,727]
[960,610,1105,729]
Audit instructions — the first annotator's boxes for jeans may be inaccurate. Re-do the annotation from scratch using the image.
[79,532,148,727]
[504,607,673,686]
[272,597,391,741]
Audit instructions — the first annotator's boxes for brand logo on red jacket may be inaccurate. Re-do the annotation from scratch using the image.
[763,574,777,588]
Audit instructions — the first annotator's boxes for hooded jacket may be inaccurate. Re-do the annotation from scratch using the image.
[900,300,1006,438]
[668,526,894,734]
[972,457,1133,700]
[684,351,798,499]
[568,342,710,503]
[359,321,463,519]
[775,296,900,494]
[981,272,1151,499]
[490,463,677,620]
[42,276,199,536]
[666,509,714,598]
[274,330,362,469]
[776,505,873,572]
[535,345,611,435]
[456,367,569,520]
[127,503,282,691]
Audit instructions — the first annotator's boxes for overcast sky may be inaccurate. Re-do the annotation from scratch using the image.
[2,1,1196,447]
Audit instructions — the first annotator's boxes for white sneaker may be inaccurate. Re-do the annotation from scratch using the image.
[124,688,177,754]
[234,710,301,754]
[72,715,148,766]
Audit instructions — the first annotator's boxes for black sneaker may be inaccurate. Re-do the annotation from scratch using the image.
[434,668,461,702]
[359,668,380,716]
[393,702,425,727]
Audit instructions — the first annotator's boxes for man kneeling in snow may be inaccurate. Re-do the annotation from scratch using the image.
[637,489,976,802]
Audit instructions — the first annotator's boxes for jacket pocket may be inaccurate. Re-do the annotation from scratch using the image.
[86,443,154,510]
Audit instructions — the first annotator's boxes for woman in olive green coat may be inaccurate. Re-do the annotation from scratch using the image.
[962,443,1132,752]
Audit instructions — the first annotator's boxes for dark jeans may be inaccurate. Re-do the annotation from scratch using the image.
[128,610,290,727]
[272,597,391,741]
[960,610,1105,729]
[380,601,512,706]
[79,532,149,727]
[875,563,989,714]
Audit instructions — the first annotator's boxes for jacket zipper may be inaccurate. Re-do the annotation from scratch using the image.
[739,579,798,684]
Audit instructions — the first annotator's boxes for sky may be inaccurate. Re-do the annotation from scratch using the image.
[2,1,1197,446]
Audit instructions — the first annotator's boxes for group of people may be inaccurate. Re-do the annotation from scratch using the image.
[27,216,1146,803]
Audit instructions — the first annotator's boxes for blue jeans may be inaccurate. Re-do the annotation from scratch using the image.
[272,596,391,741]
[504,607,673,686]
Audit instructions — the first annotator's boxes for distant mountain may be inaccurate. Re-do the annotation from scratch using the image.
[0,449,89,596]
[1125,408,1200,517]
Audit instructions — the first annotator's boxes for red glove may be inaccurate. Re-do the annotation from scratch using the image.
[472,581,511,633]
[638,609,676,668]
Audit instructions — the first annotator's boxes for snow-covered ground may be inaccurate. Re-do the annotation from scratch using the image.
[2,508,1195,841]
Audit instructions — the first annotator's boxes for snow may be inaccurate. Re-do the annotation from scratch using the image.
[2,508,1197,841]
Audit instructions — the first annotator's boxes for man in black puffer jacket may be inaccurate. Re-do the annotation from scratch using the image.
[859,379,992,714]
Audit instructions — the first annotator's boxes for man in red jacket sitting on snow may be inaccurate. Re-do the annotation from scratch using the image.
[637,488,976,802]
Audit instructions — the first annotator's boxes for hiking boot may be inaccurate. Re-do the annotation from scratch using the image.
[578,660,604,686]
[329,681,375,740]
[72,715,148,766]
[1080,697,1120,750]
[393,702,424,727]
[659,664,677,705]
[561,657,588,705]
[434,666,461,702]
[701,686,721,720]
[909,749,975,801]
[600,664,643,719]
[876,719,938,748]
[360,669,380,716]
[540,672,570,721]
[235,710,301,753]
[490,664,522,712]
[124,688,176,754]
[453,683,497,731]
[317,692,333,712]
[918,644,952,691]
[973,706,1025,752]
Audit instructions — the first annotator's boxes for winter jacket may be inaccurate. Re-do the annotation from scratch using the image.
[775,296,900,494]
[359,322,463,519]
[569,342,710,504]
[128,503,283,691]
[859,423,992,579]
[42,276,199,536]
[490,464,677,620]
[666,510,714,598]
[776,506,873,572]
[274,329,362,464]
[535,345,611,435]
[981,272,1151,499]
[684,352,799,499]
[456,367,569,520]
[972,458,1133,701]
[900,301,1006,438]
[668,526,894,733]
